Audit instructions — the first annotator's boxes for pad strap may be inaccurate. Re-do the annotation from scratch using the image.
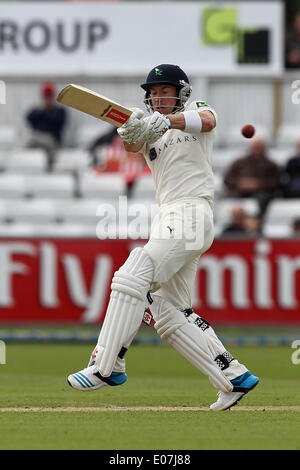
[214,352,234,371]
[183,309,210,331]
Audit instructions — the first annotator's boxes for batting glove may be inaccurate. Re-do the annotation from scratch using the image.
[139,112,172,144]
[117,107,145,144]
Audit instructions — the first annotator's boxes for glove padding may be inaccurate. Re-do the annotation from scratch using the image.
[139,112,171,144]
[117,107,145,144]
[118,110,171,144]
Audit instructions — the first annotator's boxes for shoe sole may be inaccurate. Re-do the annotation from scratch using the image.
[222,380,259,411]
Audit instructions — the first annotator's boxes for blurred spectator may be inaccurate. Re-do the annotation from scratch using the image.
[224,136,280,214]
[221,204,261,238]
[25,82,67,171]
[292,218,300,236]
[285,12,300,69]
[281,139,300,197]
[89,125,150,195]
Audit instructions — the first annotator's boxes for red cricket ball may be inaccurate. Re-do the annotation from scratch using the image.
[241,124,255,139]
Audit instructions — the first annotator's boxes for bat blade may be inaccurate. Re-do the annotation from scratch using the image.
[57,84,132,127]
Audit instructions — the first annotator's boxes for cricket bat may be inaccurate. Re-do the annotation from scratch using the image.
[57,84,132,127]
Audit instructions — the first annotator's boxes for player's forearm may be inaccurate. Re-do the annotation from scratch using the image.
[123,141,144,153]
[167,113,186,130]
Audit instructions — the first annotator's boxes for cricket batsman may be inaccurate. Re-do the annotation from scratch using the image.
[68,64,259,411]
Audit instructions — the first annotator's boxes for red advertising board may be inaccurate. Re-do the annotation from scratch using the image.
[0,238,299,325]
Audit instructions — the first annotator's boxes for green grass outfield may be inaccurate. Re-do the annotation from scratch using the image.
[0,341,300,450]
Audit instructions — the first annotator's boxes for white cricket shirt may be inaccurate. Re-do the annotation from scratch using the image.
[141,100,217,206]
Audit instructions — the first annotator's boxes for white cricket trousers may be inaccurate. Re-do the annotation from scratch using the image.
[143,196,247,383]
[144,197,214,308]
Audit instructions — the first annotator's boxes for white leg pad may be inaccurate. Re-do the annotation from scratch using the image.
[168,327,232,392]
[94,247,154,376]
[184,311,248,381]
[151,296,233,392]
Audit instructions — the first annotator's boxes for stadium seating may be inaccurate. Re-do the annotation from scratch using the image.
[211,148,243,173]
[76,124,105,149]
[3,149,48,174]
[0,223,41,237]
[130,174,156,200]
[262,223,292,238]
[263,200,300,233]
[79,171,127,199]
[53,148,91,173]
[25,174,76,199]
[223,124,273,148]
[276,123,300,148]
[4,199,57,224]
[0,200,9,223]
[35,223,98,238]
[0,126,16,150]
[56,198,118,225]
[268,146,295,167]
[0,150,6,170]
[0,174,27,199]
[0,223,98,238]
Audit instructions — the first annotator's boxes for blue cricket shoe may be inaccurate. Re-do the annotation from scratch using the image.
[210,371,259,411]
